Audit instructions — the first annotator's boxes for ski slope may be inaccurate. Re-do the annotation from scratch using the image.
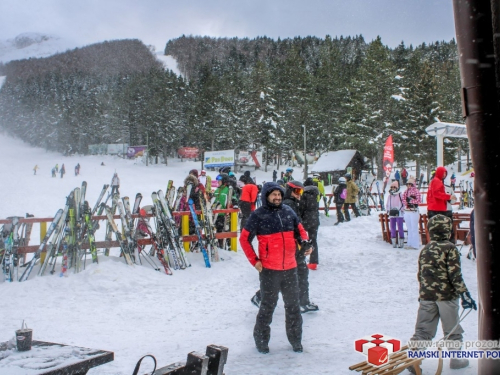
[0,134,477,374]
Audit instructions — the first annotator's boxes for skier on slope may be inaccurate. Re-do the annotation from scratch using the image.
[60,164,66,178]
[111,173,120,195]
[33,165,39,175]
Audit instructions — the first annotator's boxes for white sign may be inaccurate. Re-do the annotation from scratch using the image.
[204,150,235,169]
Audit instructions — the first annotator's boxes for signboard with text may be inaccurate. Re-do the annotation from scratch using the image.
[204,149,234,169]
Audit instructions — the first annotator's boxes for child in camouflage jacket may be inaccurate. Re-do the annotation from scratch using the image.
[408,214,477,372]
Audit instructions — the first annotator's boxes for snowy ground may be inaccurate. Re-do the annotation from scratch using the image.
[0,134,477,374]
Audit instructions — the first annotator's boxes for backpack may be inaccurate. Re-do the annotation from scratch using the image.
[340,188,347,200]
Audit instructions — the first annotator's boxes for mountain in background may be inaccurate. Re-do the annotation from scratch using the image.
[0,32,180,75]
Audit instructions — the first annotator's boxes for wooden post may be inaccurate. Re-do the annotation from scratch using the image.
[39,222,47,264]
[182,214,190,252]
[230,211,238,251]
[453,3,500,373]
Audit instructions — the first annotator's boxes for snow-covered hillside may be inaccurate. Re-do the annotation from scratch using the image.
[0,134,477,374]
[0,32,81,63]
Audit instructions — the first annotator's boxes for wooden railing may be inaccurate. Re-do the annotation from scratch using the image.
[0,208,240,255]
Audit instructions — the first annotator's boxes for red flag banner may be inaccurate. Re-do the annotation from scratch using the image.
[382,135,394,188]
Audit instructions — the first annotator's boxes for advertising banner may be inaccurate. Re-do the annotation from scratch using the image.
[382,135,394,190]
[237,150,262,168]
[204,150,234,169]
[127,146,146,159]
[107,144,128,155]
[178,147,200,159]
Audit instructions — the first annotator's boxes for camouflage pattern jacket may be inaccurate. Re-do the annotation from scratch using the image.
[417,214,468,301]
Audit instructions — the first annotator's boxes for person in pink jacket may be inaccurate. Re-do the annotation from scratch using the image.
[402,177,422,249]
[386,181,405,248]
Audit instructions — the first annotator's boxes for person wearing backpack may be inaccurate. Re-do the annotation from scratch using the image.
[333,177,348,225]
[386,181,405,248]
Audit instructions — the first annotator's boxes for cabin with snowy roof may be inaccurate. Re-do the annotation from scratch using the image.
[310,150,366,185]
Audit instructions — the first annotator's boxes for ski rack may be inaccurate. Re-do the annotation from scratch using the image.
[0,208,240,257]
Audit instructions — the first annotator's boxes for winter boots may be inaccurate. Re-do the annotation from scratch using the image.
[292,343,303,353]
[300,303,319,313]
[251,293,261,308]
[391,236,405,248]
[450,358,469,369]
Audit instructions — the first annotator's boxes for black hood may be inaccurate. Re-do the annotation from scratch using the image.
[261,182,285,208]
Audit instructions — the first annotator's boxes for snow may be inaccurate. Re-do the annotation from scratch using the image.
[0,33,82,64]
[0,134,478,374]
[155,52,183,77]
[311,150,357,173]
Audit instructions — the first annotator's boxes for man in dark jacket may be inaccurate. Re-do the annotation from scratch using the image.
[300,179,320,270]
[333,177,347,225]
[408,214,476,373]
[282,181,318,312]
[240,182,310,354]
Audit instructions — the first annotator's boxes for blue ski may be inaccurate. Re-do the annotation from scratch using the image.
[187,198,211,268]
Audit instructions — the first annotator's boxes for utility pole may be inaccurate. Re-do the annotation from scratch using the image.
[146,133,149,166]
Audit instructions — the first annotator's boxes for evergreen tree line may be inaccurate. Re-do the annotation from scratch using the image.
[0,35,468,175]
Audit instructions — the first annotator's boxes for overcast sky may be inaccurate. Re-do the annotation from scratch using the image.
[0,0,456,51]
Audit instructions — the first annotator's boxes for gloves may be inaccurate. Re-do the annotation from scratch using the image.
[300,240,313,253]
[460,291,477,310]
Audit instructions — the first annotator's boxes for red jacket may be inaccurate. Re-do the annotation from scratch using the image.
[240,183,259,211]
[427,167,451,211]
[239,182,309,270]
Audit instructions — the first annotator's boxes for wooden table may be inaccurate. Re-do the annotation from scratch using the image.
[0,340,114,375]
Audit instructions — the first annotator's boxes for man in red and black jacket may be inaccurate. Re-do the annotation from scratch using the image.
[427,166,458,242]
[240,182,311,354]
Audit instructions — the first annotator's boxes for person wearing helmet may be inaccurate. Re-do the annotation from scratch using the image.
[283,180,318,312]
[283,168,294,183]
[300,178,320,271]
[333,177,348,225]
[240,182,311,354]
[343,173,361,220]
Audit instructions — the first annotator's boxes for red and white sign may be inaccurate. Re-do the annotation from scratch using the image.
[178,147,199,159]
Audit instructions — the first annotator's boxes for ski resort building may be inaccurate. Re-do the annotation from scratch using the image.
[311,150,366,185]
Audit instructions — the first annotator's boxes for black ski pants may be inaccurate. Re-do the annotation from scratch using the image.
[343,202,360,220]
[254,268,302,348]
[238,201,252,231]
[304,226,319,264]
[336,203,345,223]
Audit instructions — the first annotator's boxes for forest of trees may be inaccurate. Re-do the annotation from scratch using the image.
[0,35,468,176]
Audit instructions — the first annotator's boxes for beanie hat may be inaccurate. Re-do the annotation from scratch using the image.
[390,181,399,188]
[304,177,314,187]
[407,178,416,185]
